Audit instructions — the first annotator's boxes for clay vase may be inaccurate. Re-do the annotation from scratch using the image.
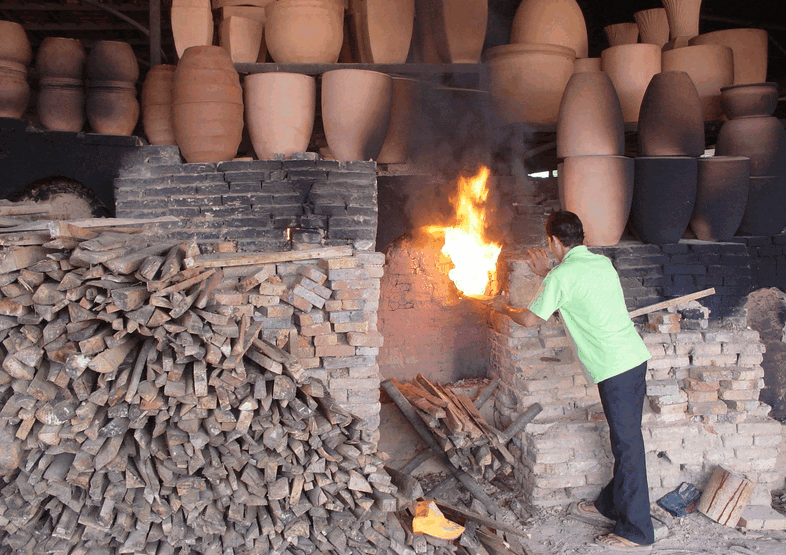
[604,23,639,47]
[573,57,601,73]
[422,0,487,64]
[556,71,624,158]
[661,44,734,121]
[715,117,786,176]
[219,15,264,63]
[690,156,750,241]
[172,46,244,163]
[634,8,669,48]
[661,0,702,41]
[321,69,392,161]
[0,20,32,66]
[171,0,214,58]
[141,64,176,145]
[87,41,139,83]
[637,71,704,157]
[737,175,786,236]
[720,83,779,119]
[631,156,698,244]
[690,29,768,85]
[222,5,267,20]
[600,44,661,123]
[378,76,418,163]
[561,155,634,246]
[38,77,85,132]
[485,43,576,124]
[349,0,414,63]
[0,60,29,118]
[86,81,139,135]
[36,37,85,80]
[511,0,588,59]
[557,162,565,210]
[244,72,315,159]
[265,0,344,63]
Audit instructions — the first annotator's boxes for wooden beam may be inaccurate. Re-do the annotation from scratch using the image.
[188,245,354,268]
[628,288,716,319]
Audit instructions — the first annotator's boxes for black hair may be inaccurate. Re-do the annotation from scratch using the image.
[545,211,584,248]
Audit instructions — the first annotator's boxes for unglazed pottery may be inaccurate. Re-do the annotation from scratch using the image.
[219,15,265,63]
[378,76,418,163]
[0,20,32,66]
[87,41,139,83]
[690,29,768,85]
[141,64,176,145]
[171,0,214,58]
[0,60,29,118]
[661,36,691,52]
[36,37,85,80]
[737,175,786,236]
[244,72,316,159]
[349,0,414,63]
[661,0,702,40]
[573,57,601,73]
[511,0,588,58]
[486,43,575,124]
[720,83,779,119]
[601,43,661,123]
[222,5,267,20]
[86,81,139,135]
[604,22,639,47]
[662,44,733,121]
[321,69,392,161]
[429,0,487,63]
[38,77,85,132]
[634,8,669,48]
[631,156,697,244]
[637,71,704,156]
[561,155,634,246]
[556,71,624,158]
[265,0,344,63]
[716,116,786,176]
[690,156,750,242]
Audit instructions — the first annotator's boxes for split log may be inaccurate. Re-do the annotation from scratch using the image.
[697,466,755,526]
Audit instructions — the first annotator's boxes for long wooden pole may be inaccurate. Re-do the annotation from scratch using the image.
[628,287,716,318]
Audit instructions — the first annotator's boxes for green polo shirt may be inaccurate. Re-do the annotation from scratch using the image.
[528,246,650,384]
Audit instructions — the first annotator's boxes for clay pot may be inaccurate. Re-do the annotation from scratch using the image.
[690,29,768,85]
[38,77,85,132]
[690,156,750,241]
[349,0,414,63]
[87,41,139,83]
[720,83,779,119]
[661,0,702,40]
[561,155,634,246]
[573,57,601,73]
[737,175,786,236]
[219,15,264,63]
[171,0,215,58]
[172,46,244,163]
[265,0,344,63]
[556,71,624,158]
[600,43,661,123]
[661,36,692,52]
[86,81,139,135]
[511,0,588,58]
[244,72,315,159]
[378,76,418,163]
[557,162,565,210]
[0,60,29,118]
[423,0,487,63]
[637,71,704,157]
[604,23,639,47]
[36,37,85,80]
[222,5,267,20]
[631,156,698,244]
[0,20,32,66]
[634,8,669,48]
[661,44,734,121]
[715,116,786,176]
[321,69,392,161]
[142,64,176,145]
[486,43,576,124]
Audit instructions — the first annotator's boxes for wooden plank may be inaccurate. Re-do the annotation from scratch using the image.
[187,246,354,269]
[0,246,49,273]
[104,242,180,275]
[0,216,179,234]
[0,201,57,216]
[628,288,716,318]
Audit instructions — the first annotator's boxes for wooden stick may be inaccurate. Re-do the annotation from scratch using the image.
[474,378,500,409]
[0,216,179,234]
[628,288,716,319]
[187,245,354,268]
[499,403,543,443]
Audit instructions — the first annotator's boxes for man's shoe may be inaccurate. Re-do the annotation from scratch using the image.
[595,533,653,551]
[568,500,614,526]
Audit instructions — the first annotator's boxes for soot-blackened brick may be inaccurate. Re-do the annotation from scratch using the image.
[217,160,282,172]
[664,264,706,275]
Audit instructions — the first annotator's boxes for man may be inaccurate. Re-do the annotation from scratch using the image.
[496,211,654,551]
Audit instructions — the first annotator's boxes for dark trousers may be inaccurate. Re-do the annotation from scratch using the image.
[594,361,654,545]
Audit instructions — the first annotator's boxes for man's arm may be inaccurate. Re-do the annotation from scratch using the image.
[494,302,545,327]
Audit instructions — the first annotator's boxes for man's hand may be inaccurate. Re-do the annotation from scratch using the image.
[527,248,551,277]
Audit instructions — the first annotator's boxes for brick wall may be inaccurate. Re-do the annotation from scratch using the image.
[732,235,786,293]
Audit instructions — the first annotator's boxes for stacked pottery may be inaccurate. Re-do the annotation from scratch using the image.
[661,0,702,42]
[36,37,86,132]
[601,43,661,123]
[348,0,414,63]
[265,0,344,63]
[171,0,214,58]
[86,41,139,135]
[634,8,669,48]
[690,29,768,85]
[511,0,588,58]
[0,20,31,119]
[141,64,176,145]
[219,4,271,63]
[604,22,639,47]
[377,76,418,163]
[690,155,750,241]
[661,44,734,120]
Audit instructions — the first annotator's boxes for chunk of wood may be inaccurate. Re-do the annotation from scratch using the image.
[188,245,354,269]
[697,465,755,527]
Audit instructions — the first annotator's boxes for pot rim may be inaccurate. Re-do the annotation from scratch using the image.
[720,82,778,93]
[244,72,315,85]
[321,68,392,80]
[485,43,577,59]
[698,156,751,162]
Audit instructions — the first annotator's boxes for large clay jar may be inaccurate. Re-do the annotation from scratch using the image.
[737,175,786,237]
[219,15,264,63]
[425,0,487,63]
[634,8,669,48]
[265,0,344,63]
[36,37,85,80]
[38,77,85,132]
[511,0,588,58]
[141,64,176,145]
[637,71,704,157]
[601,43,661,123]
[86,81,139,135]
[690,156,750,241]
[0,20,32,66]
[604,22,639,47]
[486,43,575,124]
[631,156,698,244]
[0,60,29,118]
[661,44,733,121]
[321,69,392,161]
[573,57,601,73]
[556,71,624,158]
[349,0,414,63]
[244,72,315,159]
[715,117,786,176]
[87,41,139,83]
[172,46,244,163]
[561,155,634,246]
[378,76,418,163]
[720,83,779,119]
[171,0,214,58]
[661,0,702,40]
[690,29,768,85]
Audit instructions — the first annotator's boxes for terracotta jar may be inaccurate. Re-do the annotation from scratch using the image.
[561,155,634,246]
[511,0,588,58]
[661,0,702,40]
[690,29,768,85]
[36,37,85,80]
[172,46,244,163]
[634,8,669,48]
[690,156,750,242]
[38,77,85,132]
[424,0,487,63]
[244,72,315,159]
[0,20,32,66]
[661,44,734,121]
[600,43,661,123]
[0,60,29,118]
[219,15,264,64]
[556,71,624,158]
[378,76,418,163]
[265,0,344,63]
[141,64,176,145]
[321,69,392,161]
[604,22,639,47]
[171,0,214,58]
[715,117,786,176]
[349,0,414,63]
[720,83,779,119]
[637,71,704,157]
[86,81,139,135]
[486,43,575,124]
[573,57,601,73]
[87,41,139,83]
[631,156,697,244]
[737,175,786,237]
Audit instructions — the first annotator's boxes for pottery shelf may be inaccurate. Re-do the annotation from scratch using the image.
[235,63,484,77]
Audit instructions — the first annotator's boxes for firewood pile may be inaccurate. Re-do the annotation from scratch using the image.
[0,220,401,555]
